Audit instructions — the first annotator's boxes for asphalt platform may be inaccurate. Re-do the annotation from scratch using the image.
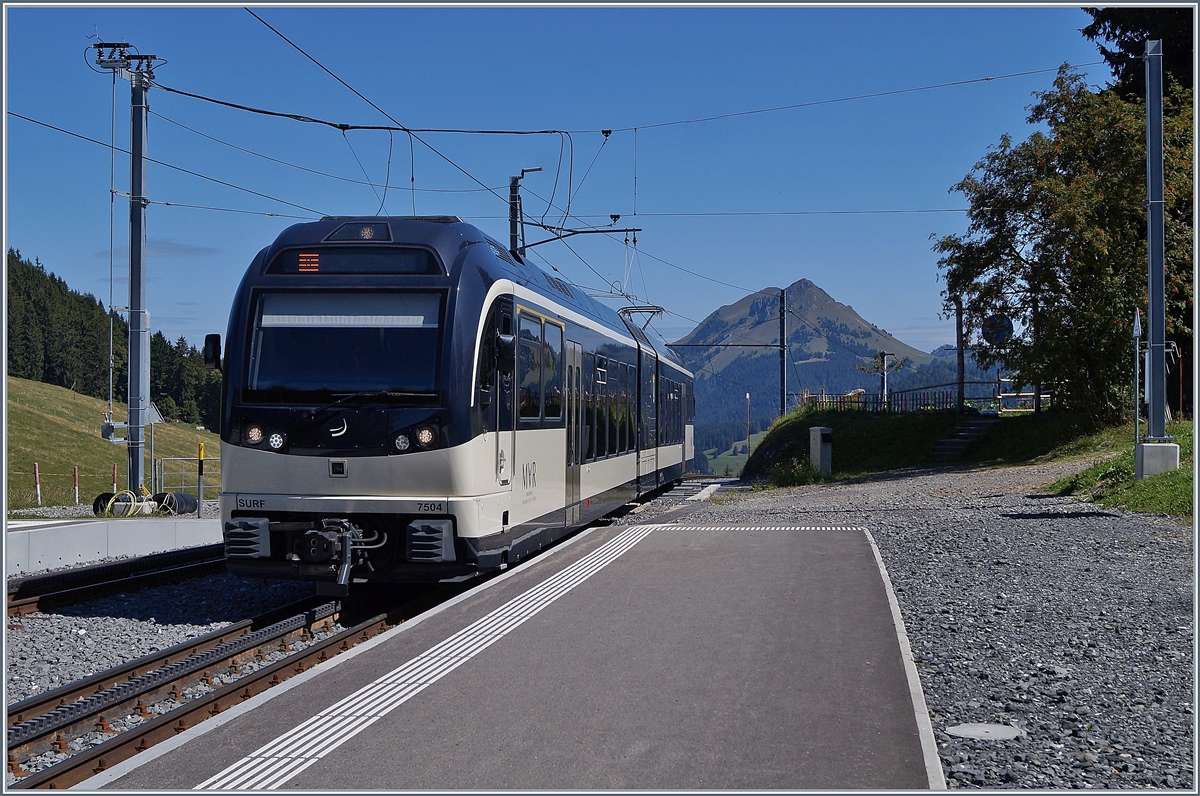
[88,507,940,790]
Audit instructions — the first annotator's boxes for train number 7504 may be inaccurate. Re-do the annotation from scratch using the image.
[415,502,445,513]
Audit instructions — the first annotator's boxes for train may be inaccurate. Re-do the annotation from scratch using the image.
[203,215,695,593]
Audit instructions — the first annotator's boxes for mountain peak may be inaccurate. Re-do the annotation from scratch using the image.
[670,279,941,424]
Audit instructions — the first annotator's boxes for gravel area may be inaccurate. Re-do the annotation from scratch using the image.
[4,465,1192,788]
[5,567,338,787]
[5,573,319,705]
[8,499,221,520]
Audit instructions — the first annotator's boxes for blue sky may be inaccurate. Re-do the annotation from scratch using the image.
[4,5,1109,352]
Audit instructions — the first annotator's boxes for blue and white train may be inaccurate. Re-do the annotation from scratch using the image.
[204,216,694,593]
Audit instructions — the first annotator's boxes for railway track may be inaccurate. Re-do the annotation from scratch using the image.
[7,545,227,617]
[5,589,446,790]
[6,483,710,788]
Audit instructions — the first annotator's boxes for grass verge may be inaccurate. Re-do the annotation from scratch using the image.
[742,408,960,481]
[7,376,221,511]
[1049,422,1193,517]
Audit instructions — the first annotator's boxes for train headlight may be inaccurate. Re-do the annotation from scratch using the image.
[394,434,411,451]
[268,432,285,450]
[245,425,265,445]
[415,425,437,449]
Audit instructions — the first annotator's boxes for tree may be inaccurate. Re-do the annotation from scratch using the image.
[1081,7,1193,96]
[7,248,127,401]
[854,352,911,378]
[934,69,1193,423]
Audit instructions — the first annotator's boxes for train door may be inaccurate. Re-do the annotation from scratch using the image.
[638,347,658,492]
[565,341,582,525]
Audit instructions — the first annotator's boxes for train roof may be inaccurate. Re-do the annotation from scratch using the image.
[263,216,691,375]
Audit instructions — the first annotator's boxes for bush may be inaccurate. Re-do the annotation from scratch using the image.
[768,458,829,487]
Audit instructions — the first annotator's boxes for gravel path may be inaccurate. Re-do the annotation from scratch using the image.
[5,464,1192,789]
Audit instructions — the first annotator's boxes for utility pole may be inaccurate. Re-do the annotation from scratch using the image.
[1136,39,1179,478]
[93,43,157,494]
[879,351,893,411]
[954,296,965,414]
[778,288,786,418]
[1145,39,1168,440]
[509,167,541,254]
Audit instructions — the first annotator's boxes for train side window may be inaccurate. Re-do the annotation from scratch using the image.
[478,308,496,391]
[619,365,625,453]
[614,363,622,454]
[595,356,608,459]
[669,380,674,445]
[543,322,563,420]
[628,364,636,453]
[583,353,594,462]
[518,314,542,420]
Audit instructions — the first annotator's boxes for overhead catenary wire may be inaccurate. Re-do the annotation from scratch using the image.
[521,184,889,365]
[570,132,610,205]
[341,129,385,212]
[16,110,959,234]
[377,131,393,215]
[66,38,1034,369]
[593,61,1106,133]
[243,7,512,210]
[148,110,501,195]
[137,55,1094,235]
[9,112,328,216]
[151,81,574,136]
[144,200,314,219]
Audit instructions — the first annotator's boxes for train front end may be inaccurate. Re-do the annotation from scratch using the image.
[209,217,495,593]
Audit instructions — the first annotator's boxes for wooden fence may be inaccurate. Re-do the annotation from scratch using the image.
[797,378,1053,414]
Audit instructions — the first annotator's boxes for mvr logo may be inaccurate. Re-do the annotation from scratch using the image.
[522,461,537,490]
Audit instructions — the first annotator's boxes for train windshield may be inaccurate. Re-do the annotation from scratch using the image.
[246,292,443,399]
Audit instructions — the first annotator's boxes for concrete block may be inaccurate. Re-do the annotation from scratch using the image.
[174,519,223,549]
[6,518,223,576]
[108,519,179,558]
[26,521,110,571]
[1136,443,1180,480]
[810,426,832,475]
[6,531,31,576]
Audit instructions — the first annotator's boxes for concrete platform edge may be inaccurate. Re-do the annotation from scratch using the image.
[73,521,610,790]
[864,528,947,790]
[6,518,222,576]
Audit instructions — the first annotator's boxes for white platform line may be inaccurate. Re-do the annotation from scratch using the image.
[666,525,866,532]
[195,523,663,790]
[862,528,947,790]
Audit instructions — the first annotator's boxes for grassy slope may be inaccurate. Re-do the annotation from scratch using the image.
[7,376,221,510]
[962,411,1193,517]
[703,430,770,477]
[742,406,1193,518]
[742,408,961,480]
[1047,422,1193,516]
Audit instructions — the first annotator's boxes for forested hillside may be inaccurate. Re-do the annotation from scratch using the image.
[7,249,221,429]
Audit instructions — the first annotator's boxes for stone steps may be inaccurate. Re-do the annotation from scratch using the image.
[929,418,1000,462]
